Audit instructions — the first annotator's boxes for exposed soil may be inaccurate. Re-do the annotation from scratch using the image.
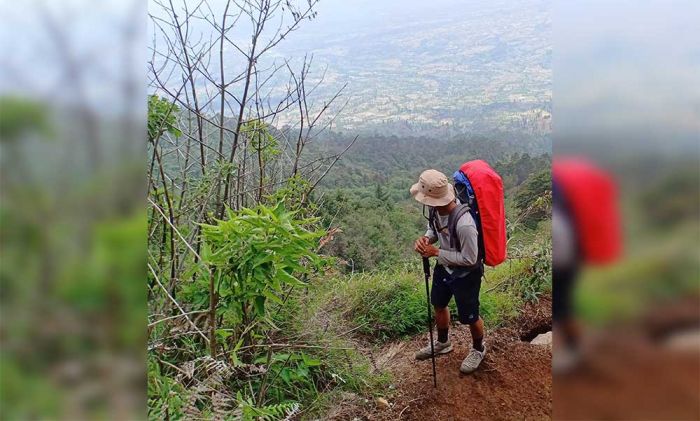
[517,295,553,342]
[321,295,700,421]
[553,296,700,420]
[553,332,700,420]
[329,297,553,420]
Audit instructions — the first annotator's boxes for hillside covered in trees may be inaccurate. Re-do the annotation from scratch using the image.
[146,0,552,419]
[148,89,551,418]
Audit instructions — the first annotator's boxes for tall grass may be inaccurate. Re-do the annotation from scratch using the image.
[315,250,550,344]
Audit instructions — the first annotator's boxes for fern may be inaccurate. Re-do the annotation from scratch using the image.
[211,392,230,421]
[234,393,299,421]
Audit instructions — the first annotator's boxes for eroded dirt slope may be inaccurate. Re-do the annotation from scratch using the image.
[330,297,553,420]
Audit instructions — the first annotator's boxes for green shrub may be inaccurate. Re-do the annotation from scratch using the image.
[484,259,530,285]
[147,357,187,420]
[327,263,529,341]
[336,270,428,341]
[197,202,328,355]
[518,237,552,302]
[479,291,520,327]
[240,282,392,419]
[481,232,552,304]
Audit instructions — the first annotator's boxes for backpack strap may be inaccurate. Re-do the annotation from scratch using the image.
[431,204,484,267]
[446,203,484,276]
[428,206,438,234]
[448,204,472,250]
[449,204,485,266]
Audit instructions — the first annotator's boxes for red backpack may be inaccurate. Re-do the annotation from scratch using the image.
[452,160,507,267]
[553,157,622,264]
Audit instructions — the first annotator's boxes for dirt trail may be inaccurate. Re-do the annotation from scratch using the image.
[331,297,553,420]
[554,296,700,420]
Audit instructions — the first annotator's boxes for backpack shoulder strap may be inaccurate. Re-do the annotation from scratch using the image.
[428,206,438,234]
[448,204,472,250]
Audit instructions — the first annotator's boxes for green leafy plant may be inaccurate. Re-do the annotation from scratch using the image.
[148,95,181,142]
[253,352,322,402]
[518,237,552,302]
[147,357,187,420]
[242,120,280,201]
[242,120,280,163]
[514,168,551,229]
[265,175,315,214]
[199,203,328,353]
[234,393,299,421]
[479,290,520,327]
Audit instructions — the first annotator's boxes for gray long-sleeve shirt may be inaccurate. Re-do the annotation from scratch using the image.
[553,204,576,270]
[425,210,479,272]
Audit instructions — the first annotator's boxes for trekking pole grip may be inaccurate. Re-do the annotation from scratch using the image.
[422,257,430,277]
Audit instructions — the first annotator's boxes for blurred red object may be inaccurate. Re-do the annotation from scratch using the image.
[553,157,622,264]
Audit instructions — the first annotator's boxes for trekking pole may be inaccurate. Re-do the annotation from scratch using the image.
[422,257,437,388]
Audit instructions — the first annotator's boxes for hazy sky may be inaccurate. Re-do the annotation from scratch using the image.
[147,0,500,56]
[2,0,697,147]
[553,0,700,150]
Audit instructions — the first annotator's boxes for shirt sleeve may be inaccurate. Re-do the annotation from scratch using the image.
[437,219,478,267]
[424,223,438,244]
[553,207,575,269]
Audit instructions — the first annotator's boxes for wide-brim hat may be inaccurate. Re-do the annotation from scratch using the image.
[410,169,455,207]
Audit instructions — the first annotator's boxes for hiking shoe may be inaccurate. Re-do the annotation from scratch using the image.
[553,345,581,374]
[460,344,486,374]
[414,339,453,360]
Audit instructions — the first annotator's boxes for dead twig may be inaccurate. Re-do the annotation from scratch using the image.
[149,262,209,343]
[399,397,424,419]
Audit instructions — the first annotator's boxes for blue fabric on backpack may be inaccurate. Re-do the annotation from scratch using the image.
[453,170,484,260]
[453,170,476,208]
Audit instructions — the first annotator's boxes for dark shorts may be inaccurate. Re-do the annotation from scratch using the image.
[553,264,579,322]
[431,264,483,325]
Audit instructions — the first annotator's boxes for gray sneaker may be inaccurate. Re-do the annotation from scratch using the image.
[460,344,486,374]
[415,339,453,360]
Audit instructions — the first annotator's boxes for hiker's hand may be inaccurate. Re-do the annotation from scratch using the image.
[414,236,430,252]
[418,244,440,258]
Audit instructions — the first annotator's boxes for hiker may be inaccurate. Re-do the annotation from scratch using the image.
[552,183,581,372]
[410,169,486,374]
[552,158,622,372]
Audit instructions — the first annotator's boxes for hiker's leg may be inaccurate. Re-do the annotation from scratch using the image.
[450,268,484,350]
[434,306,450,328]
[415,308,454,359]
[452,270,487,373]
[416,265,455,360]
[560,319,580,347]
[453,269,482,326]
[468,317,485,351]
[553,264,583,372]
[459,316,487,373]
[553,264,580,348]
[435,306,450,342]
[430,265,453,343]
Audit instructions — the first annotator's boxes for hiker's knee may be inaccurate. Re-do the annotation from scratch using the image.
[459,312,479,325]
[434,306,450,318]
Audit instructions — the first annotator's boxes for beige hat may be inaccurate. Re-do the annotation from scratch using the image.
[410,169,455,207]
